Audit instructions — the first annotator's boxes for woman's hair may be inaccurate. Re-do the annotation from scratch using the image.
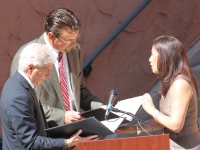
[153,35,198,97]
[19,43,57,72]
[44,8,81,37]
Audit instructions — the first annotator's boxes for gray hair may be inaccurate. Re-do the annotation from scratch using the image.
[19,43,57,72]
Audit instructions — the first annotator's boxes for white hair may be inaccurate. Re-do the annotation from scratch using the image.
[19,43,57,71]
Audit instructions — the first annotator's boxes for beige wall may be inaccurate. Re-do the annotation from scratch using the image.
[1,0,200,105]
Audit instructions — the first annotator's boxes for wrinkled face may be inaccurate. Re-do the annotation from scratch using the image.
[29,63,53,86]
[48,27,80,53]
[149,46,159,74]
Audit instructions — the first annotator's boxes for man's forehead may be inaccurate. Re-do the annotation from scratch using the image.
[60,27,79,34]
[60,29,80,39]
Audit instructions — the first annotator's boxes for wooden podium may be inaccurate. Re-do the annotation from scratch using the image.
[73,134,169,150]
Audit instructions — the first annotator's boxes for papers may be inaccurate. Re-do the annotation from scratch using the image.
[80,107,120,121]
[80,107,129,133]
[45,96,142,139]
[101,96,142,132]
[101,118,125,132]
[113,96,142,121]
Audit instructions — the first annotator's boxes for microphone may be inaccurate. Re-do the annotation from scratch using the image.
[105,89,117,119]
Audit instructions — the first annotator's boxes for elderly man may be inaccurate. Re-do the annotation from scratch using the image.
[1,43,97,150]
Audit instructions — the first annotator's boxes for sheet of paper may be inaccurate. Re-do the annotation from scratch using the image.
[113,96,142,121]
[100,117,124,132]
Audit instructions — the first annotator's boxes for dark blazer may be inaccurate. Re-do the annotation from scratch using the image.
[0,71,64,150]
[10,33,103,126]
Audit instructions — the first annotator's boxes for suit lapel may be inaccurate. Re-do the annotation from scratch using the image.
[67,48,81,111]
[38,101,48,128]
[49,65,64,102]
[67,50,79,90]
[15,72,38,103]
[15,71,48,128]
[29,87,48,129]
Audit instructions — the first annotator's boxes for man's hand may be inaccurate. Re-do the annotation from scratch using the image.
[64,111,82,124]
[66,129,98,147]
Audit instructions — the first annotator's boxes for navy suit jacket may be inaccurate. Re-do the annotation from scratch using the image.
[0,71,64,150]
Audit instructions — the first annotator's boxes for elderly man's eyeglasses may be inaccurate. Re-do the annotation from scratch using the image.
[59,34,81,45]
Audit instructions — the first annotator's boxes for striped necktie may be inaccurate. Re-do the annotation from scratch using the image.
[58,52,70,111]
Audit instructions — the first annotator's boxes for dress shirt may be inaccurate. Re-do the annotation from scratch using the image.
[44,33,74,110]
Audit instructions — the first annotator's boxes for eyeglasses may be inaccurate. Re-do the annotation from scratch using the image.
[59,34,81,45]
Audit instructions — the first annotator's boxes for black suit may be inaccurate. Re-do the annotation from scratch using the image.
[0,71,64,150]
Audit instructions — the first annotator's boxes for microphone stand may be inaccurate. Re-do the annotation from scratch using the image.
[110,107,155,135]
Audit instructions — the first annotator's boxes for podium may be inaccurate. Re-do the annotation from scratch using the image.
[73,134,169,150]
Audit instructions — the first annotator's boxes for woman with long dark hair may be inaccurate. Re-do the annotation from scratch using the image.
[117,36,200,149]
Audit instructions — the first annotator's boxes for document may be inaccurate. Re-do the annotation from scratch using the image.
[100,117,125,132]
[80,107,119,121]
[80,108,129,132]
[45,96,142,139]
[45,117,113,139]
[113,96,142,121]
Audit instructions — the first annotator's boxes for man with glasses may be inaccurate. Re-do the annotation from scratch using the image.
[10,8,103,127]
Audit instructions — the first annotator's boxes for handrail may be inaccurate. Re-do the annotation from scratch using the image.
[82,0,151,76]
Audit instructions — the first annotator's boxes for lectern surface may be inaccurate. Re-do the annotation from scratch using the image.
[73,134,169,150]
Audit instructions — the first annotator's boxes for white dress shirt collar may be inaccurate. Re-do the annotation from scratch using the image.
[44,32,59,55]
[18,70,35,89]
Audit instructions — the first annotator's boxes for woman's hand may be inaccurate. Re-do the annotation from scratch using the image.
[141,93,157,116]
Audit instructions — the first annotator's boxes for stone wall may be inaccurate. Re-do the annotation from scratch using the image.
[1,0,200,105]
